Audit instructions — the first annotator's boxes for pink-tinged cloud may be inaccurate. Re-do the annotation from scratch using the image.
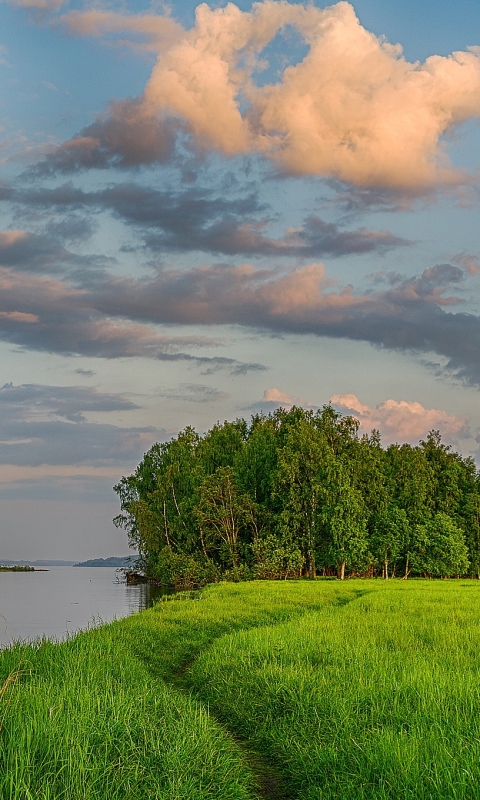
[0,251,478,381]
[58,10,183,53]
[0,230,29,246]
[54,0,480,190]
[330,393,466,443]
[262,387,295,405]
[251,387,316,411]
[0,311,38,323]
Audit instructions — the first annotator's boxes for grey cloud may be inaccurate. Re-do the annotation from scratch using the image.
[27,99,180,177]
[0,382,140,422]
[0,269,265,371]
[3,182,407,259]
[156,383,230,403]
[3,246,479,383]
[0,420,161,466]
[45,214,97,243]
[325,180,419,218]
[74,368,95,377]
[0,229,110,278]
[399,264,464,299]
[0,382,165,467]
[78,261,480,386]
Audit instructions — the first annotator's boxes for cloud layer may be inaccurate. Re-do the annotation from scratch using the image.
[47,0,480,189]
[2,239,480,383]
[6,181,407,258]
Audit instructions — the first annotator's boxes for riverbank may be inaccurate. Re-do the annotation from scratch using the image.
[2,580,480,799]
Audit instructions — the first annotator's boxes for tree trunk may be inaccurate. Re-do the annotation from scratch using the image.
[384,558,389,580]
[338,561,346,580]
[163,500,171,548]
[308,552,316,580]
[199,526,208,559]
[403,554,410,580]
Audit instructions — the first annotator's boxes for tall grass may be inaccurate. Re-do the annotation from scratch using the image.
[2,580,480,798]
[186,581,480,799]
[0,629,256,800]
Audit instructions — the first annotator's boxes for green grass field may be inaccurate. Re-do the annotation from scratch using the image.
[2,580,480,799]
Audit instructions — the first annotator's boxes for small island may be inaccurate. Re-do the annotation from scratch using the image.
[0,564,35,572]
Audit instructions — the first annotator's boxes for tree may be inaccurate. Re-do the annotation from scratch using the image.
[194,467,256,567]
[252,535,303,580]
[321,462,369,580]
[275,417,329,579]
[411,512,470,577]
[371,506,410,579]
[114,408,480,585]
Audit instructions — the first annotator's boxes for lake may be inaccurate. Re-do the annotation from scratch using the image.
[0,566,165,648]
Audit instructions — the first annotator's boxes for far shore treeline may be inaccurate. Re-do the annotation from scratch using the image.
[114,406,480,588]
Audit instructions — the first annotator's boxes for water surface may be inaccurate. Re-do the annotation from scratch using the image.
[0,566,164,647]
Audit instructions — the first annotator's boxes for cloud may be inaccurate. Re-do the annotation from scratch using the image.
[330,393,466,444]
[4,182,407,258]
[0,382,140,422]
[74,368,95,377]
[57,9,183,53]
[248,386,314,411]
[0,228,109,277]
[0,474,120,502]
[0,265,265,371]
[1,230,479,383]
[453,253,480,275]
[36,1,480,190]
[0,382,164,467]
[72,259,480,386]
[156,383,230,403]
[29,100,181,175]
[4,0,64,10]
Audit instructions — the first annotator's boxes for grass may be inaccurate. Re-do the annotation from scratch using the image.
[2,580,480,798]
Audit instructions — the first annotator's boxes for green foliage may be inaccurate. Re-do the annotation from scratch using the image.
[411,512,470,577]
[252,534,304,579]
[114,408,480,583]
[149,546,220,590]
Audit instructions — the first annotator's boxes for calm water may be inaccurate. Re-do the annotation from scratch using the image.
[0,567,165,648]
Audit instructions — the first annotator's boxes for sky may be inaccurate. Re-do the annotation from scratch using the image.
[1,0,480,560]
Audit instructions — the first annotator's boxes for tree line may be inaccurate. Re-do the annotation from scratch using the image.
[114,406,480,588]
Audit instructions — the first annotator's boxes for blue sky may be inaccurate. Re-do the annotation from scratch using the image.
[1,0,480,559]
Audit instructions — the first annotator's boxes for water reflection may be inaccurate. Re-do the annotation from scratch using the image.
[0,567,173,648]
[124,580,173,613]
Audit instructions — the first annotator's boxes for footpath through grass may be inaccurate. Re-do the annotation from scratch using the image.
[2,580,480,798]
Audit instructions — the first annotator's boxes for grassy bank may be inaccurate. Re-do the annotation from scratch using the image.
[2,580,480,798]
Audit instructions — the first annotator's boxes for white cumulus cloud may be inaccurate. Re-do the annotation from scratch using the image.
[58,0,480,190]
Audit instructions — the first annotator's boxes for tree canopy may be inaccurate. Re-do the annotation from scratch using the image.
[114,407,480,588]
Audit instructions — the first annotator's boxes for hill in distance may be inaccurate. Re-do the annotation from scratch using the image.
[73,556,137,568]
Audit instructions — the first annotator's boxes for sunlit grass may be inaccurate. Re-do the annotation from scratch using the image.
[186,581,480,799]
[2,580,480,798]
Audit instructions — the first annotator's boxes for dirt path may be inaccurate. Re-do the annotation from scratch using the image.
[170,659,293,800]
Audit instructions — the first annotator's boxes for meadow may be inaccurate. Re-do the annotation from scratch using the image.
[1,580,480,799]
